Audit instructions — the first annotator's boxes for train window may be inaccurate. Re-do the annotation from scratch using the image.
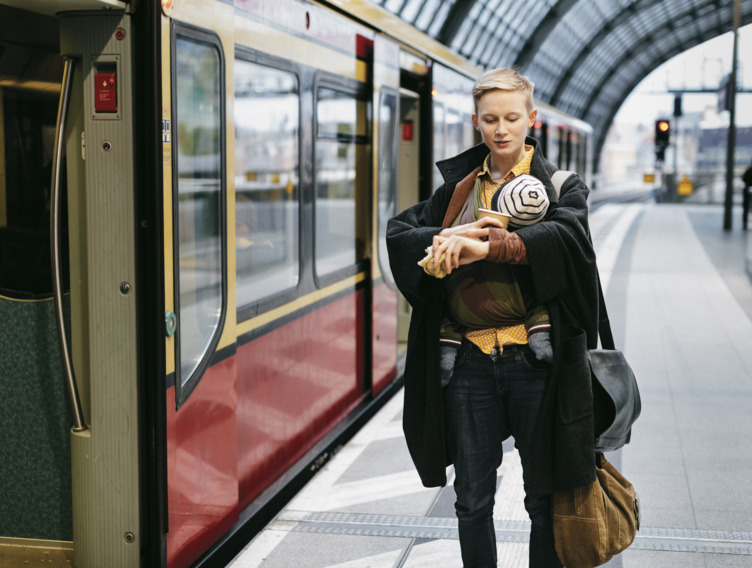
[314,86,369,281]
[558,128,567,170]
[445,108,464,162]
[580,135,588,174]
[536,121,549,159]
[173,31,226,405]
[464,113,477,149]
[377,90,398,288]
[547,127,559,169]
[234,59,300,309]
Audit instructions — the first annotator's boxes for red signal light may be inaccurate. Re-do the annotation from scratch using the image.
[655,119,671,147]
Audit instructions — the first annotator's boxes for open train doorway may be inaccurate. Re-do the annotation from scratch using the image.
[397,89,420,342]
[0,4,74,565]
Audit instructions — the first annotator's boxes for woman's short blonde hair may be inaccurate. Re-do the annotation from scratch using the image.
[472,68,535,112]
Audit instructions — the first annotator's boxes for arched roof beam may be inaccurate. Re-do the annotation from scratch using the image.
[590,45,689,172]
[581,8,732,121]
[513,0,579,70]
[549,0,666,107]
[589,15,752,168]
[435,0,480,46]
[592,8,752,139]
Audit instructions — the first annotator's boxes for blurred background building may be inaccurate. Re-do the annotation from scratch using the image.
[602,23,752,201]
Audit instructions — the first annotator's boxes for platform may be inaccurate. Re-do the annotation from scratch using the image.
[229,201,752,568]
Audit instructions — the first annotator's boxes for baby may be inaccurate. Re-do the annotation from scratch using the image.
[438,174,552,387]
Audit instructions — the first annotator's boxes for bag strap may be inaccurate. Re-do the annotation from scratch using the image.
[550,170,575,198]
[596,273,616,350]
[550,169,616,351]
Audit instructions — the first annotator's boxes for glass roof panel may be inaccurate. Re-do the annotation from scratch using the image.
[507,0,534,30]
[400,0,425,23]
[451,1,486,56]
[382,0,403,13]
[596,0,626,21]
[413,0,442,31]
[427,1,450,36]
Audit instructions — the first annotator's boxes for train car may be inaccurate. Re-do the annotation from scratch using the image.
[0,1,593,567]
[531,102,594,187]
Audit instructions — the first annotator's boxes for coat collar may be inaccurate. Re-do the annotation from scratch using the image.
[437,137,560,214]
[436,143,488,187]
[437,137,547,185]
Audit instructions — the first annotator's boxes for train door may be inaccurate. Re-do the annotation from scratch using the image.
[558,127,568,169]
[547,125,560,170]
[161,12,239,568]
[395,52,435,343]
[533,119,548,158]
[371,35,400,394]
[397,90,420,342]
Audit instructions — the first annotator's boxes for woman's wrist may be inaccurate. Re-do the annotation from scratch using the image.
[487,229,528,264]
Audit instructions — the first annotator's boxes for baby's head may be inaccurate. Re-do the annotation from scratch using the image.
[493,174,549,229]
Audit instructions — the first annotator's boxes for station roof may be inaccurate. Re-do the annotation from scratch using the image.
[370,0,752,165]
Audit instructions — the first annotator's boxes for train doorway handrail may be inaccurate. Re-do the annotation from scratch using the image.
[50,55,87,433]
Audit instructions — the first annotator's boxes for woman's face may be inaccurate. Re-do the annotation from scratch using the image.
[472,90,537,174]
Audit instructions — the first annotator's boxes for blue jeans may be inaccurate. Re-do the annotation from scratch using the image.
[444,341,563,568]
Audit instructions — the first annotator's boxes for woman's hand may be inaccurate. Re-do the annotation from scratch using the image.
[431,234,491,275]
[436,217,505,241]
[422,218,506,276]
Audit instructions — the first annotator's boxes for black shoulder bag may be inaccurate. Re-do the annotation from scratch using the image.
[591,275,641,452]
[549,169,642,450]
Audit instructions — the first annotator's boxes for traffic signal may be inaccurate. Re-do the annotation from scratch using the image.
[655,145,666,164]
[655,119,670,147]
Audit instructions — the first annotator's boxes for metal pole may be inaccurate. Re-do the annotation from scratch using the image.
[723,0,740,231]
[673,118,679,192]
[51,56,88,432]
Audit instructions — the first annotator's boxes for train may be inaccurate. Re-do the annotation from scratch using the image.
[0,0,593,567]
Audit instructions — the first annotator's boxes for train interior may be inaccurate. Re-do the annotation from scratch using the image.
[0,4,74,564]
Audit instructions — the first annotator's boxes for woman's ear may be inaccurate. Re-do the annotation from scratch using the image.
[528,109,538,128]
[472,114,480,131]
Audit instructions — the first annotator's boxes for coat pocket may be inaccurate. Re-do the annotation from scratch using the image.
[557,330,594,424]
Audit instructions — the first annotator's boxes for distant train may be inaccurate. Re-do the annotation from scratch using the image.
[0,0,593,567]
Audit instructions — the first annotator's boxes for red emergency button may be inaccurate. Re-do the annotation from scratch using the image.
[402,120,414,141]
[95,73,117,113]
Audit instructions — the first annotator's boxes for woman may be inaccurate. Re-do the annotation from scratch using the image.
[386,68,601,567]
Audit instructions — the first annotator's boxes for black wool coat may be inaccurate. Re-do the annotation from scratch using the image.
[386,138,601,495]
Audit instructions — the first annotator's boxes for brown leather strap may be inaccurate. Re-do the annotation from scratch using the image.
[441,167,482,227]
[487,229,528,264]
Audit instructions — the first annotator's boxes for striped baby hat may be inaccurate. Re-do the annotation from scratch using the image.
[492,174,550,229]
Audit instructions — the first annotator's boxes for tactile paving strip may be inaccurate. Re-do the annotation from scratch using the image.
[277,511,752,555]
